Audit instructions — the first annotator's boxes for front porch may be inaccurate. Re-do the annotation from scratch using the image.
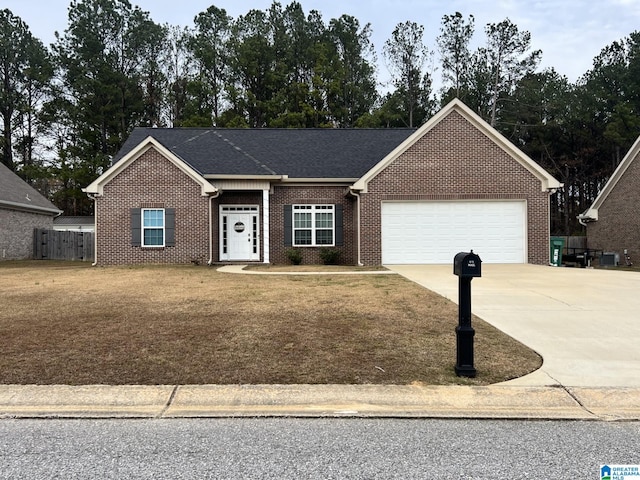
[211,186,269,264]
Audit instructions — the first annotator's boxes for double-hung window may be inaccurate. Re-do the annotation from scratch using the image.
[293,205,334,246]
[142,208,165,247]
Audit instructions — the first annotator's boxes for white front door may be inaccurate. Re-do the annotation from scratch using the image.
[220,206,259,261]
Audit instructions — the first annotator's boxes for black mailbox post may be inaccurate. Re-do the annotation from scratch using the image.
[453,250,482,377]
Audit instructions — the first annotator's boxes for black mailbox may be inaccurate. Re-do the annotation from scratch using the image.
[453,250,482,278]
[453,250,482,378]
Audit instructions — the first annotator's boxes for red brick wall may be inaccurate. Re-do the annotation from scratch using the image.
[359,111,551,265]
[270,185,356,265]
[96,151,357,265]
[96,114,553,266]
[587,149,640,262]
[96,148,210,265]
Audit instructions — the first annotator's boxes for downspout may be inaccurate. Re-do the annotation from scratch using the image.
[348,188,364,267]
[577,215,589,228]
[206,190,221,266]
[262,188,270,264]
[87,193,98,266]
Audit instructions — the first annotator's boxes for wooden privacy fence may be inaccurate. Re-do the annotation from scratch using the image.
[33,229,95,262]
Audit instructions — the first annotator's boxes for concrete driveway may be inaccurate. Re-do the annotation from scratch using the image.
[388,264,640,388]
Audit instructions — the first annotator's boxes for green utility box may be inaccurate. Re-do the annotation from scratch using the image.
[550,237,565,267]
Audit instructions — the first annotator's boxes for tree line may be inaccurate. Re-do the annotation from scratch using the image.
[1,0,639,234]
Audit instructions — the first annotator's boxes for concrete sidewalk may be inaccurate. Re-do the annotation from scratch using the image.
[217,265,397,275]
[1,384,639,421]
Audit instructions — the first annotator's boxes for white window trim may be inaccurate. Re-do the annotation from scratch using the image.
[292,204,335,247]
[142,208,165,248]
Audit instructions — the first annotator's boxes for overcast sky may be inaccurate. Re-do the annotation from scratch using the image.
[5,0,640,87]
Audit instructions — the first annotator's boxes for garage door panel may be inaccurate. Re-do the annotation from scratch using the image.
[381,201,525,264]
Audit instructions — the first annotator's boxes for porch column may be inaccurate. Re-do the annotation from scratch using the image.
[262,189,270,263]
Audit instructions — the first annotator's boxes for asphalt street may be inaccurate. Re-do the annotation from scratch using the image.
[1,418,638,479]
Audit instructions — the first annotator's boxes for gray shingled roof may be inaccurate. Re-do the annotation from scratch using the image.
[53,215,95,226]
[0,162,61,215]
[114,127,416,178]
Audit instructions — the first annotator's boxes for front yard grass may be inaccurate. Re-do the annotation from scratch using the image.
[0,261,541,385]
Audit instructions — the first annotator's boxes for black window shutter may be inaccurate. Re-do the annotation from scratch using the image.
[284,205,292,246]
[165,208,175,247]
[131,208,141,246]
[335,204,343,246]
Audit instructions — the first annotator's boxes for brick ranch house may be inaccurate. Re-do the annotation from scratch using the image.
[579,134,640,263]
[84,99,561,266]
[0,161,62,260]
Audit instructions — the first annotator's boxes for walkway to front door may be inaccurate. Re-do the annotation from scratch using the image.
[220,205,259,261]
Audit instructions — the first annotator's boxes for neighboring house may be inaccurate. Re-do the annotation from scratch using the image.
[0,162,62,260]
[84,99,561,266]
[579,134,640,263]
[53,216,95,232]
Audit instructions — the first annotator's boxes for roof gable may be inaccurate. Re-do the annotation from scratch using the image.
[0,162,61,215]
[84,136,218,196]
[352,99,563,193]
[580,134,640,221]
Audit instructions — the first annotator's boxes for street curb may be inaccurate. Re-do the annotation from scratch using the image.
[1,384,638,421]
[162,385,595,420]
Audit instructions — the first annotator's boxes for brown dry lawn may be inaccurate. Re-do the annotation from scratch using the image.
[0,261,541,385]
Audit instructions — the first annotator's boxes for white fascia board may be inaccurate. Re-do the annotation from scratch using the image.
[351,98,562,193]
[578,207,599,222]
[83,136,218,197]
[583,134,640,221]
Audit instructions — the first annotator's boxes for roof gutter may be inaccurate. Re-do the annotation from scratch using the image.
[202,174,358,184]
[280,177,358,184]
[577,209,597,227]
[546,183,563,194]
[0,199,62,216]
[203,174,285,181]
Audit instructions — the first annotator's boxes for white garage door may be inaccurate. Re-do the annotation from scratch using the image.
[381,201,526,264]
